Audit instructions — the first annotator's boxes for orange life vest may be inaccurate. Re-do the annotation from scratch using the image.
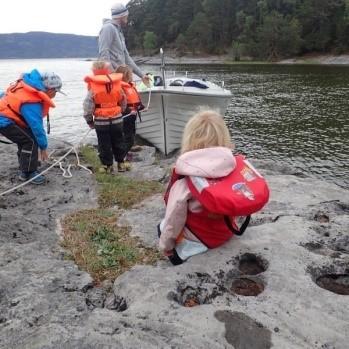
[84,73,123,118]
[0,80,55,128]
[120,81,143,112]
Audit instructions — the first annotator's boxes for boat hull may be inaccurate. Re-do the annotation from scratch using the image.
[137,90,231,155]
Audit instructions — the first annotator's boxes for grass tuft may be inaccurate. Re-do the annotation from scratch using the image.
[80,145,163,208]
[61,145,164,283]
[62,209,161,283]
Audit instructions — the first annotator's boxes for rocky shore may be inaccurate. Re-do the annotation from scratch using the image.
[0,141,348,348]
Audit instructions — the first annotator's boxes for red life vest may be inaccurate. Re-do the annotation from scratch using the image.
[120,81,143,112]
[84,73,123,118]
[0,80,55,128]
[164,154,270,248]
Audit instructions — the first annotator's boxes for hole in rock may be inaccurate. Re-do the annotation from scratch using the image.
[171,281,221,307]
[178,286,211,307]
[231,278,264,296]
[238,253,268,275]
[314,212,329,223]
[183,296,201,308]
[316,274,349,295]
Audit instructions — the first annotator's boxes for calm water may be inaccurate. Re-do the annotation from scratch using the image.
[0,59,348,188]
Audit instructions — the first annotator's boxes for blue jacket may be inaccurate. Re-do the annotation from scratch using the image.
[0,69,48,149]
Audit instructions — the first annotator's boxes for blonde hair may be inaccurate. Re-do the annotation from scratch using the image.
[115,64,133,82]
[92,60,110,71]
[180,109,234,154]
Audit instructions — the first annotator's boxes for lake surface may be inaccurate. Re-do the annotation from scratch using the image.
[0,59,348,188]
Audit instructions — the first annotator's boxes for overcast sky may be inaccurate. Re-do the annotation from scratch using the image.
[0,0,128,36]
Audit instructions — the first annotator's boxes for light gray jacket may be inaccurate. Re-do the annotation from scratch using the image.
[98,19,144,78]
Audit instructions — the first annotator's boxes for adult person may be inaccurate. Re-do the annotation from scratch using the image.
[0,69,64,185]
[98,2,151,86]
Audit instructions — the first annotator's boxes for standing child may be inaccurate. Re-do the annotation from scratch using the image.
[115,65,145,168]
[158,110,269,265]
[83,61,126,173]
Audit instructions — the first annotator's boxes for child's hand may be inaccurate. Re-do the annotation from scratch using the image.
[39,149,49,162]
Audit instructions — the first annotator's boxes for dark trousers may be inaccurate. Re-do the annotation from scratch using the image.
[0,124,38,172]
[95,121,125,165]
[123,113,137,154]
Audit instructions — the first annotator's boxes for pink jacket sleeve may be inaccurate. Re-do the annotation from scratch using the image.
[159,178,191,251]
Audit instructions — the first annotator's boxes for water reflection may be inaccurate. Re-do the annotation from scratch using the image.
[176,64,349,188]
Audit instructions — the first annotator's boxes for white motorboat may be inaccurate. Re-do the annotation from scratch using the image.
[136,50,232,155]
[137,77,232,155]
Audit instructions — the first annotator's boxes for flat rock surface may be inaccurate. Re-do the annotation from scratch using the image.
[0,142,348,348]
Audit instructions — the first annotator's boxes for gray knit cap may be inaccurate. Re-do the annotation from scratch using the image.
[111,3,129,19]
[41,71,66,95]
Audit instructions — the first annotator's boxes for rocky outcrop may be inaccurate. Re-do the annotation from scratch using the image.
[0,144,348,348]
[116,159,349,349]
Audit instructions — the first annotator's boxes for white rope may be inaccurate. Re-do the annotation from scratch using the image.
[143,87,152,112]
[0,129,92,197]
[59,162,73,178]
[49,144,92,178]
[72,145,93,174]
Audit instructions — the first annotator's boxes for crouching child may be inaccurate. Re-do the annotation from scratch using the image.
[158,110,270,265]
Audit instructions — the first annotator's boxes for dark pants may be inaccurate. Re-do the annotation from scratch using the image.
[0,124,38,172]
[123,113,137,154]
[95,121,125,165]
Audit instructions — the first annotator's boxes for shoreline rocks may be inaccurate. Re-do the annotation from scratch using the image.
[0,143,348,348]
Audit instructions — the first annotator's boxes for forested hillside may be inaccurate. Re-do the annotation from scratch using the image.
[0,32,97,59]
[126,0,349,60]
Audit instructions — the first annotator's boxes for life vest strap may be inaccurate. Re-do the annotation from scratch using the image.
[224,215,251,236]
[9,80,23,93]
[94,117,123,126]
[95,103,119,108]
[47,113,51,134]
[127,102,140,108]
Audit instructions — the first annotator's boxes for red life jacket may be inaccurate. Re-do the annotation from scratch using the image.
[164,155,270,248]
[120,81,144,112]
[0,80,55,128]
[84,73,123,118]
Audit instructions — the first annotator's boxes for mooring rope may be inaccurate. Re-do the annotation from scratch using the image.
[48,138,92,178]
[143,87,152,111]
[0,129,92,197]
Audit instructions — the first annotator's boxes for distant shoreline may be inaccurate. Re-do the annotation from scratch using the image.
[133,53,349,66]
[1,54,349,65]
